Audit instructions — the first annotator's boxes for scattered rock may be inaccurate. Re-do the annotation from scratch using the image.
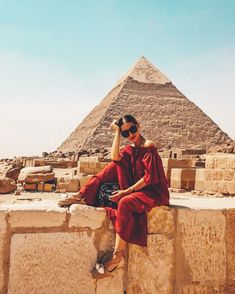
[0,177,17,194]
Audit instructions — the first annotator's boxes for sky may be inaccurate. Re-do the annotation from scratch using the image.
[0,0,234,158]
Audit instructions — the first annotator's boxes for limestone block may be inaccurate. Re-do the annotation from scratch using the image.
[182,284,226,293]
[214,155,228,169]
[205,169,213,181]
[204,180,213,192]
[148,206,175,236]
[25,172,55,183]
[175,209,226,292]
[53,168,75,178]
[211,169,224,181]
[5,200,66,228]
[223,169,234,181]
[0,211,7,293]
[18,165,52,181]
[23,183,37,190]
[0,177,17,194]
[205,156,215,169]
[43,183,54,192]
[195,169,205,191]
[228,181,235,195]
[127,234,174,294]
[96,268,124,294]
[214,180,229,194]
[8,232,97,294]
[171,168,196,190]
[56,176,80,192]
[80,175,94,188]
[69,205,106,230]
[227,155,235,169]
[226,209,235,282]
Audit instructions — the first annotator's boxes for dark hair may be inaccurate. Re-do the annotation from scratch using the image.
[117,115,138,128]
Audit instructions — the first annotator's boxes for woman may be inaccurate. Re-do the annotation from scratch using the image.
[58,114,170,279]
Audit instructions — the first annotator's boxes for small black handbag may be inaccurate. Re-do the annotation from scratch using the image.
[97,182,120,208]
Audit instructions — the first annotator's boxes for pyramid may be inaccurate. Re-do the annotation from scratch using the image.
[58,57,232,152]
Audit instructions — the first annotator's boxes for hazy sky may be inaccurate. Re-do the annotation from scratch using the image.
[0,0,234,158]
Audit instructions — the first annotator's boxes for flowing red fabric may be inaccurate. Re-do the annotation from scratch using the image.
[79,145,170,247]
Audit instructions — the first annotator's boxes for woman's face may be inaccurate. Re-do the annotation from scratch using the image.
[120,122,141,144]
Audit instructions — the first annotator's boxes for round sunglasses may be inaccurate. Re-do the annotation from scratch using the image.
[121,125,138,138]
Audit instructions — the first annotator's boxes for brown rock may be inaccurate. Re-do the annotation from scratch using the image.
[5,167,22,181]
[0,177,17,194]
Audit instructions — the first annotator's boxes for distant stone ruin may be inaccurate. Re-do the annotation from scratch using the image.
[58,56,232,153]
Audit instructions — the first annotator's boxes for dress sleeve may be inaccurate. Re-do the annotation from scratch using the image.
[142,146,166,186]
[112,145,131,162]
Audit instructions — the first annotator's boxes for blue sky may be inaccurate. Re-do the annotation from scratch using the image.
[0,0,234,158]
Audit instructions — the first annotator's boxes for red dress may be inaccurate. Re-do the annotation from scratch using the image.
[79,145,170,247]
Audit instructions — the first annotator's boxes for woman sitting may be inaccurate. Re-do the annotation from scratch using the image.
[58,114,170,279]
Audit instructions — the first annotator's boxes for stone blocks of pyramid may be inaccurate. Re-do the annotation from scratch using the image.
[58,57,232,152]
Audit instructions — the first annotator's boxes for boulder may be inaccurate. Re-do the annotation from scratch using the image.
[0,177,17,194]
[5,167,22,181]
[18,166,52,182]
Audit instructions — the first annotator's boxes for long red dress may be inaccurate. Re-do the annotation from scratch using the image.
[79,145,170,247]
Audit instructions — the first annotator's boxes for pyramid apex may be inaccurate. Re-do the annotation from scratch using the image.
[119,56,171,85]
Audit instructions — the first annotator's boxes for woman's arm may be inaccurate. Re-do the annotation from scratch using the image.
[109,177,147,202]
[110,121,122,161]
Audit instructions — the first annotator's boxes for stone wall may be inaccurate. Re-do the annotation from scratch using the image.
[0,197,235,293]
[195,154,235,194]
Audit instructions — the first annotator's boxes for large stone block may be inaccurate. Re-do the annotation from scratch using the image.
[18,166,52,181]
[25,172,55,183]
[148,206,175,236]
[175,209,226,292]
[171,168,196,190]
[0,177,17,194]
[8,232,97,294]
[127,234,174,294]
[205,156,215,169]
[226,209,235,283]
[0,211,7,293]
[96,268,124,294]
[228,181,235,195]
[56,176,80,192]
[69,205,106,230]
[195,168,205,191]
[5,201,66,228]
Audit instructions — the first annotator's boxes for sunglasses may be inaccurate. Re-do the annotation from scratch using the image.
[121,125,138,138]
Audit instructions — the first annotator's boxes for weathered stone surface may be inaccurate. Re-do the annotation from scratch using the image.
[182,284,226,294]
[3,201,66,228]
[0,211,7,293]
[171,168,196,190]
[56,176,79,192]
[0,177,17,194]
[69,204,106,230]
[5,167,22,181]
[8,232,97,294]
[96,267,124,294]
[25,172,55,183]
[18,165,52,181]
[175,209,226,292]
[226,209,235,283]
[58,57,232,153]
[148,206,175,236]
[127,234,174,294]
[195,168,205,191]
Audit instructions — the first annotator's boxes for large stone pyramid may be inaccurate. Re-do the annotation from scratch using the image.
[58,57,232,152]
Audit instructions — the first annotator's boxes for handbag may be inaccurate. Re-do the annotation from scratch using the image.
[97,182,119,208]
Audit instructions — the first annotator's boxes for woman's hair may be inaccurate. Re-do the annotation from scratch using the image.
[117,114,138,128]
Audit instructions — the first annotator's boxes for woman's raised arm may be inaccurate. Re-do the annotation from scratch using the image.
[110,120,122,161]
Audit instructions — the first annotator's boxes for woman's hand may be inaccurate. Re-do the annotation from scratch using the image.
[110,119,120,132]
[109,189,128,202]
